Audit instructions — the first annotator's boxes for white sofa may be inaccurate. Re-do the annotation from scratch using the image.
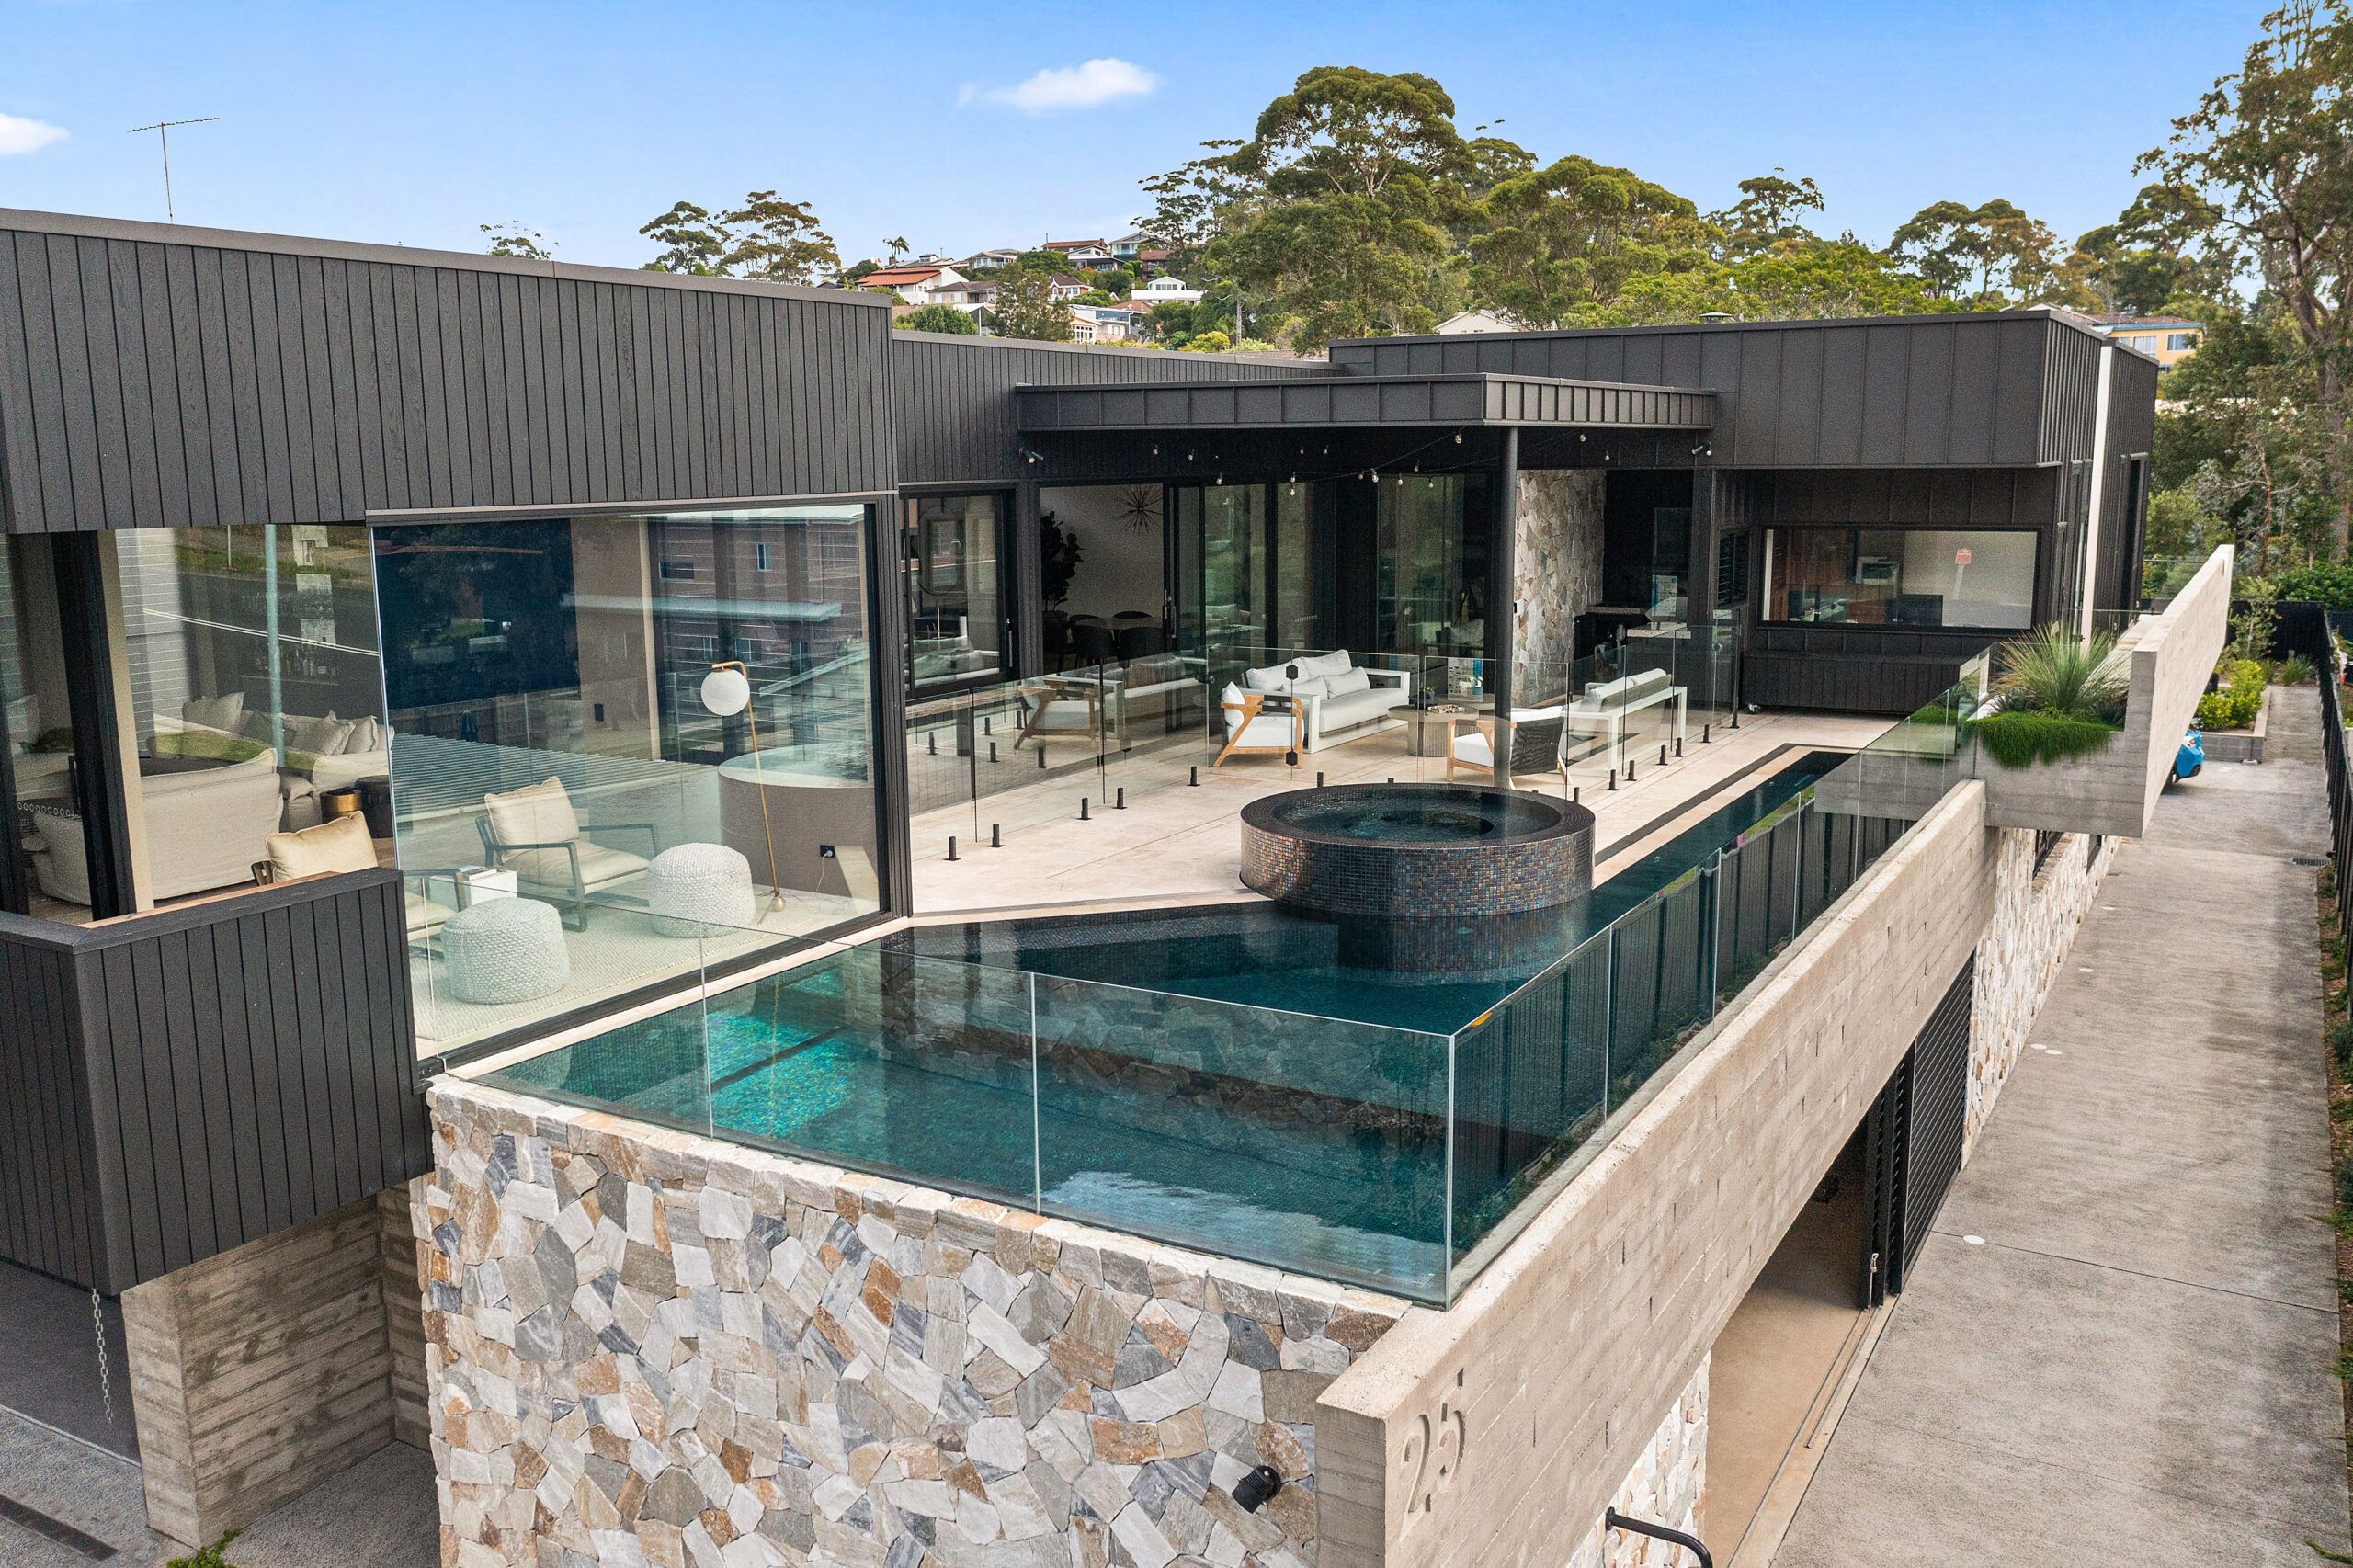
[1565,667,1687,775]
[1238,651,1411,752]
[26,750,284,906]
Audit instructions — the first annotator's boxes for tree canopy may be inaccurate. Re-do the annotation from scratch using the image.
[637,191,840,286]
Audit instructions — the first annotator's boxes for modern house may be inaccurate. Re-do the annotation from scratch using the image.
[0,206,2200,1568]
[1042,238,1119,271]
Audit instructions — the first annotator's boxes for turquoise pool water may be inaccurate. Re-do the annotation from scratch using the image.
[487,750,1847,1301]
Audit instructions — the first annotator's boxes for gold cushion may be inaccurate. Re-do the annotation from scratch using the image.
[266,812,376,881]
[484,776,579,852]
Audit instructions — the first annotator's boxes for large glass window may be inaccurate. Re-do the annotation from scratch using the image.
[66,526,389,917]
[372,505,881,1054]
[903,494,1004,694]
[1761,528,2037,630]
[1377,474,1487,657]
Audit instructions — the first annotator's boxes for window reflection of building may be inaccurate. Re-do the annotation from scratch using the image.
[1377,475,1486,658]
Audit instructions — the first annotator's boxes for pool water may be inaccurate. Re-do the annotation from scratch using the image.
[1271,788,1556,842]
[918,750,1849,1036]
[489,748,1849,1302]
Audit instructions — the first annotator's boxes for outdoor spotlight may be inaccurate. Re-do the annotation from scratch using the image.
[1454,432,1462,443]
[1691,440,1713,457]
[1233,1465,1284,1514]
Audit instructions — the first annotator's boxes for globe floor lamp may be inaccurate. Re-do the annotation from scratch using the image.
[700,662,787,915]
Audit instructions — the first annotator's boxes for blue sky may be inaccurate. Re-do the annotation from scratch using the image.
[1,0,2269,273]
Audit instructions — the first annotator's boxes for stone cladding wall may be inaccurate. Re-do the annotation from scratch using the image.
[1514,470,1606,681]
[415,1079,1411,1568]
[1563,1358,1708,1568]
[1967,828,2115,1155]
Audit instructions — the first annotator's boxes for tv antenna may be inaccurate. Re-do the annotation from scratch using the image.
[126,118,220,222]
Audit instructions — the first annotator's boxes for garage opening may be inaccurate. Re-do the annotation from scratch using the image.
[1705,957,1973,1563]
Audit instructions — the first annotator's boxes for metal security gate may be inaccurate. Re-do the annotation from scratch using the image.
[1860,957,1974,1303]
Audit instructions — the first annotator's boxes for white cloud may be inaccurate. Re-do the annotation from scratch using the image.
[0,113,67,156]
[984,59,1157,113]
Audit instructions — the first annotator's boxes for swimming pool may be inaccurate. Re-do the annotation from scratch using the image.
[486,748,1855,1302]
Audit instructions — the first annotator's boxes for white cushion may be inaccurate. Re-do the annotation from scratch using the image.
[404,892,456,939]
[290,712,355,756]
[183,693,245,732]
[345,715,383,754]
[1296,649,1353,679]
[1453,733,1495,767]
[484,776,580,851]
[266,812,375,881]
[1244,663,1291,692]
[1325,668,1371,696]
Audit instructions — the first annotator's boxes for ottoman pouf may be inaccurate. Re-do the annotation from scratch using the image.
[646,842,759,937]
[443,897,571,1005]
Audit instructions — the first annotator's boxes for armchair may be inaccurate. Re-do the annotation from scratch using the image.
[476,776,656,927]
[1215,687,1303,766]
[1013,677,1107,750]
[1448,707,1569,788]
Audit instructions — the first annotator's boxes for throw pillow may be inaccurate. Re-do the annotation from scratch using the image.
[266,812,376,881]
[345,715,382,754]
[1244,663,1290,693]
[485,776,580,850]
[182,692,245,733]
[1325,668,1372,696]
[1298,649,1353,679]
[290,713,355,757]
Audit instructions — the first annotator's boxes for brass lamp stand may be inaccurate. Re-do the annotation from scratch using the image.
[700,661,787,915]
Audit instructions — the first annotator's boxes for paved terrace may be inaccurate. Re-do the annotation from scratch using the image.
[1779,687,2350,1565]
[908,707,1893,917]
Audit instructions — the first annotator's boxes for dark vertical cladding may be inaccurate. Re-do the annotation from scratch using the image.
[1329,312,2072,470]
[892,335,1327,486]
[0,210,895,533]
[0,869,426,1294]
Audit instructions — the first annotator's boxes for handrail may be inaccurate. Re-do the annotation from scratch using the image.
[1606,1507,1713,1568]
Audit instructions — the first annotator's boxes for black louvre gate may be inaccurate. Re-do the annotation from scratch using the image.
[1860,956,1974,1302]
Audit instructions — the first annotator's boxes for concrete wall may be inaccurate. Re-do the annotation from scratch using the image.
[1967,829,2116,1155]
[1312,781,2000,1568]
[125,1194,415,1552]
[1564,1359,1708,1568]
[415,1080,1409,1568]
[1981,547,2231,838]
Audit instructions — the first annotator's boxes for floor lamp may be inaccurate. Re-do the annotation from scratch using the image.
[700,662,787,915]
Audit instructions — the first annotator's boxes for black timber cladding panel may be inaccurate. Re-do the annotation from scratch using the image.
[893,333,1327,486]
[0,869,427,1293]
[1328,312,2099,470]
[1014,374,1717,434]
[0,210,895,533]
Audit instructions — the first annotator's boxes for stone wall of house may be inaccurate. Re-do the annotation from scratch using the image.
[1967,827,2115,1155]
[1514,470,1605,684]
[416,1079,1411,1568]
[1563,1358,1708,1568]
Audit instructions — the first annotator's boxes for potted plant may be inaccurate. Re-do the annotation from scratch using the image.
[1967,624,2129,767]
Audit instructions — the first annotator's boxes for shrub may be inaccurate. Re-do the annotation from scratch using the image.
[2281,653,2318,685]
[2198,657,2268,730]
[1966,710,2121,768]
[167,1536,242,1568]
[893,303,978,335]
[1990,624,2128,723]
[2328,1018,2353,1070]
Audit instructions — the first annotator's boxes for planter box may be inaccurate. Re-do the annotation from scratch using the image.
[1976,550,2234,838]
[2201,685,2269,764]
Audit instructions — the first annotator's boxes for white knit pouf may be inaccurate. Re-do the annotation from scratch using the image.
[443,897,571,1005]
[645,842,759,937]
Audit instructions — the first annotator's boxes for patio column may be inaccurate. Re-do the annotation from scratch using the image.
[1489,426,1519,789]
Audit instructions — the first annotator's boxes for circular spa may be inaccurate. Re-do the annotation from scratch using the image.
[1240,783,1595,978]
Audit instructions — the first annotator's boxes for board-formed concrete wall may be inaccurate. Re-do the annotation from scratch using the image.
[1980,547,2231,838]
[1311,781,2001,1568]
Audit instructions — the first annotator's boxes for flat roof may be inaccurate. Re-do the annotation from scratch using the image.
[1016,371,1716,433]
